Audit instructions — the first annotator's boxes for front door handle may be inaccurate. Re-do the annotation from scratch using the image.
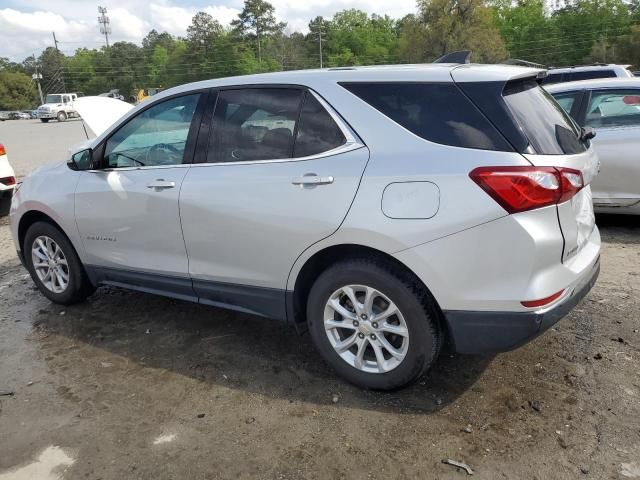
[292,175,334,187]
[146,179,175,190]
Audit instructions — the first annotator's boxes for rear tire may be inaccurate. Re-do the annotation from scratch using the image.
[24,221,95,305]
[57,112,67,122]
[40,118,49,123]
[307,258,441,390]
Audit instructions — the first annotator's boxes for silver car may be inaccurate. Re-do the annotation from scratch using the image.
[10,65,600,389]
[546,78,640,214]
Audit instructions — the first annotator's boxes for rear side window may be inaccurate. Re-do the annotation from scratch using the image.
[294,93,346,157]
[552,92,580,114]
[585,89,640,128]
[503,80,587,155]
[341,82,512,151]
[569,70,616,81]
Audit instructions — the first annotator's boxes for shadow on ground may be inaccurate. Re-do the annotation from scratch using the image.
[28,283,493,414]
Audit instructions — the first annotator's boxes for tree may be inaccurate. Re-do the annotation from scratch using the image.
[0,71,38,109]
[418,0,507,62]
[615,24,640,68]
[187,12,223,52]
[232,0,286,62]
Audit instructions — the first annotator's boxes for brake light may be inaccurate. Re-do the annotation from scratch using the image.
[0,144,5,156]
[0,176,16,186]
[521,289,564,308]
[470,166,584,214]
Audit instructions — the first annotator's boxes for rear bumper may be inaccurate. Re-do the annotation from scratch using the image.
[444,256,600,354]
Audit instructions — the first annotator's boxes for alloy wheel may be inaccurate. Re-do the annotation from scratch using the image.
[323,284,409,373]
[31,235,69,294]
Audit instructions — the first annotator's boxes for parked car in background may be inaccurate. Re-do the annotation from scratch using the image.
[541,64,633,85]
[0,143,16,216]
[7,111,30,120]
[546,78,640,214]
[10,65,600,389]
[37,93,81,122]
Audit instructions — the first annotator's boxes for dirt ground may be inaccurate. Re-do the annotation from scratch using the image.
[0,212,638,480]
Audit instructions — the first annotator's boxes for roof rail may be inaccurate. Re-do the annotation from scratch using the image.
[503,59,547,69]
[433,50,471,64]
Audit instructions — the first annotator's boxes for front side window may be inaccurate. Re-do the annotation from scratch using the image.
[104,93,200,168]
[210,89,302,163]
[585,89,640,128]
[503,79,587,154]
[341,82,511,151]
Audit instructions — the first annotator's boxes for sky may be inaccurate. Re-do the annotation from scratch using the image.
[0,0,417,61]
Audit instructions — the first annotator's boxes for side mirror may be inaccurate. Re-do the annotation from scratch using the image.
[68,148,93,171]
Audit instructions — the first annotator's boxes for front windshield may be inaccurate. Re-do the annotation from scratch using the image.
[45,94,63,104]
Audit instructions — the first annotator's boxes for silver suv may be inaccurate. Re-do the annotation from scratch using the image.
[10,64,601,390]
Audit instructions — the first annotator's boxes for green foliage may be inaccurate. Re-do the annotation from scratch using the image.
[0,71,38,110]
[4,0,639,109]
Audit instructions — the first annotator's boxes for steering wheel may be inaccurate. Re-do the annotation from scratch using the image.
[146,143,182,165]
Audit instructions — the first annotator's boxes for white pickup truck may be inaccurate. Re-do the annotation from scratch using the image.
[36,93,81,122]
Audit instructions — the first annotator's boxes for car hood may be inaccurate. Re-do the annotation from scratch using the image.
[74,96,133,138]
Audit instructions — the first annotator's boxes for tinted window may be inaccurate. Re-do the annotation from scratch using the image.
[105,94,200,168]
[585,89,640,128]
[210,89,302,162]
[294,93,346,157]
[503,80,586,155]
[570,70,616,81]
[341,82,511,151]
[541,73,563,85]
[551,91,580,115]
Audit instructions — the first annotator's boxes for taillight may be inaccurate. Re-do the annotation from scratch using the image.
[470,166,584,214]
[0,176,16,186]
[0,144,5,156]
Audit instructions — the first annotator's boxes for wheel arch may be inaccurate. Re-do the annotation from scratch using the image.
[19,210,69,254]
[288,243,447,337]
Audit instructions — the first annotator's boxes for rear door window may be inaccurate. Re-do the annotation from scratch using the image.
[341,82,512,151]
[585,89,640,128]
[294,93,346,157]
[503,79,587,154]
[209,88,303,163]
[569,70,616,81]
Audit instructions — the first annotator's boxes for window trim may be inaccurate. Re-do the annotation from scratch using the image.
[89,89,209,172]
[198,85,363,166]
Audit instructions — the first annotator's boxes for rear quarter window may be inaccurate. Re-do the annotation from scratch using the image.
[340,82,512,151]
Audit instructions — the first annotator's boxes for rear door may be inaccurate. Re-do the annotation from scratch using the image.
[179,87,368,318]
[581,88,640,208]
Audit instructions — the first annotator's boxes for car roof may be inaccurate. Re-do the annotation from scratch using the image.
[151,63,544,100]
[544,77,640,93]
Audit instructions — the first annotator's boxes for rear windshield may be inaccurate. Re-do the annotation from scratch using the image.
[503,80,587,155]
[340,82,512,151]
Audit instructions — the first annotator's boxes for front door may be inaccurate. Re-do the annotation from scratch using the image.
[74,92,204,298]
[583,88,640,207]
[179,87,369,317]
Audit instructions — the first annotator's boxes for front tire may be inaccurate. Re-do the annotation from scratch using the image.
[307,258,441,390]
[24,221,95,304]
[40,118,49,123]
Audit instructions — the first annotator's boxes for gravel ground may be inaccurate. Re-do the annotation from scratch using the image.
[0,121,638,479]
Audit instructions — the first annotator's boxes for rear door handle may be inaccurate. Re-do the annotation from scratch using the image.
[292,175,334,186]
[146,179,175,190]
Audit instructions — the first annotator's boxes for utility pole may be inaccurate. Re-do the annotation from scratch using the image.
[98,6,111,48]
[32,57,44,105]
[318,27,323,69]
[52,31,60,52]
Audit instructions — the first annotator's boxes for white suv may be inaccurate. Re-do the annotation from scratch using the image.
[10,65,601,389]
